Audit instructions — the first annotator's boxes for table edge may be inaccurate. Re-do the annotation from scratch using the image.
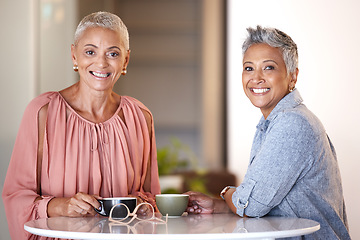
[24,217,321,240]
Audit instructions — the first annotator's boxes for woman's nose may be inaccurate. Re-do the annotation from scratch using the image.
[96,55,109,68]
[252,70,265,83]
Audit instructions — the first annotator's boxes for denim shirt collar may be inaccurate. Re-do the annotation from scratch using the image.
[256,89,303,132]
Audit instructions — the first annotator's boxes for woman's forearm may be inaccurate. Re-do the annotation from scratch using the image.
[223,188,238,214]
[213,197,233,214]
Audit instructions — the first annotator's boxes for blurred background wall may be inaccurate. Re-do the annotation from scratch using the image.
[1,1,33,239]
[1,0,359,239]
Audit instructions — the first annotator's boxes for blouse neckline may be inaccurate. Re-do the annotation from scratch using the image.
[56,91,123,125]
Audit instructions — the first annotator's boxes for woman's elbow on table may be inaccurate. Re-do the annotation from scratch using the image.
[233,198,272,218]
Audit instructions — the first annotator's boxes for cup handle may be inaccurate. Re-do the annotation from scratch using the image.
[95,200,106,216]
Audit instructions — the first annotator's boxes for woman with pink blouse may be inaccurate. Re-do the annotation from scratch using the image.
[2,11,161,239]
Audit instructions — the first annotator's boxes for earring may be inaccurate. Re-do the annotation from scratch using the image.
[289,85,295,92]
[73,65,78,72]
[121,68,127,75]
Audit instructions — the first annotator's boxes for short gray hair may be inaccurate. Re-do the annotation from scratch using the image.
[242,25,298,74]
[74,11,130,50]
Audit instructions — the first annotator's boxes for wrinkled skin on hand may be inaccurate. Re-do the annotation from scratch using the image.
[129,195,153,216]
[185,191,215,214]
[47,192,101,217]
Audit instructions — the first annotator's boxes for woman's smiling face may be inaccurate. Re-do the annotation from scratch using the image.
[71,27,130,92]
[242,43,297,119]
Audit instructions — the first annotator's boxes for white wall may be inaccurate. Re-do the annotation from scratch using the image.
[227,0,360,238]
[0,1,32,239]
[0,1,77,239]
[39,0,77,93]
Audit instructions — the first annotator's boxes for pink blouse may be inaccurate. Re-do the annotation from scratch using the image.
[2,92,161,240]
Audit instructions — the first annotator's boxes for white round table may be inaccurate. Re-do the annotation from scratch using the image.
[24,213,320,240]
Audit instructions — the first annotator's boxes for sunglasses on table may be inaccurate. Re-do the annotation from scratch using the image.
[109,202,168,225]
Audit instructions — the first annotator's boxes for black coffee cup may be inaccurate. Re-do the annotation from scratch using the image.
[95,197,137,218]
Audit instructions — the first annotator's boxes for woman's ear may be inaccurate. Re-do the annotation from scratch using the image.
[123,50,131,69]
[290,68,299,89]
[71,44,77,65]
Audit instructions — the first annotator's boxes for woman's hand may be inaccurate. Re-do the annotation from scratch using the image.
[128,195,152,216]
[186,191,232,214]
[185,191,215,214]
[47,192,101,217]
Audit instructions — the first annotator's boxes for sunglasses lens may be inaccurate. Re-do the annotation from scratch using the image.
[111,204,130,219]
[109,202,167,225]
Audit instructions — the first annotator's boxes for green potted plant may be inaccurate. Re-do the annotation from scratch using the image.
[157,137,200,193]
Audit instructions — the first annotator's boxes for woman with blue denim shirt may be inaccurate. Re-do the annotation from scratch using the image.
[186,26,350,239]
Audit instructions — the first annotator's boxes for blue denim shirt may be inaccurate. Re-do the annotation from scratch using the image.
[232,89,350,239]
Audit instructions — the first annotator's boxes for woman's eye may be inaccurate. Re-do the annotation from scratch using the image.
[264,65,275,70]
[244,66,253,71]
[107,52,119,58]
[85,50,95,55]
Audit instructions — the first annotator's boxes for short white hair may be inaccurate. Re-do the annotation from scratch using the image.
[74,11,130,50]
[242,25,298,74]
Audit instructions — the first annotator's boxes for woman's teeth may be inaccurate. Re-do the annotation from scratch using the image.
[252,88,270,94]
[91,71,110,78]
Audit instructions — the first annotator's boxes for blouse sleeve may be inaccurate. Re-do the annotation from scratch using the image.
[2,93,54,239]
[232,112,320,217]
[123,96,161,209]
[131,106,161,211]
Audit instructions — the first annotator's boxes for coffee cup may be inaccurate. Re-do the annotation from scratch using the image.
[95,197,137,218]
[156,194,189,217]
